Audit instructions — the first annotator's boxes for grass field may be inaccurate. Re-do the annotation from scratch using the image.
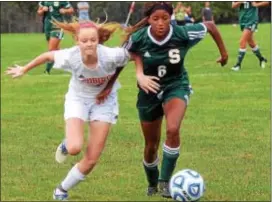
[1,24,271,201]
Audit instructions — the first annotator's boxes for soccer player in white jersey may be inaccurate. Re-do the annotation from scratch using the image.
[6,21,131,201]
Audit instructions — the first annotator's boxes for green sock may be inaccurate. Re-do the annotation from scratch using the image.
[252,45,264,60]
[143,158,159,187]
[45,62,54,74]
[236,49,246,66]
[159,143,180,182]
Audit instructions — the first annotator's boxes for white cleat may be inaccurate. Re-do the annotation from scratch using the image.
[260,59,267,69]
[53,188,68,201]
[231,65,241,71]
[55,141,68,163]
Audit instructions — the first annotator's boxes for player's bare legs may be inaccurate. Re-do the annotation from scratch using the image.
[141,118,163,196]
[54,121,112,200]
[78,121,111,174]
[159,98,187,198]
[55,118,84,163]
[232,29,251,71]
[45,37,61,74]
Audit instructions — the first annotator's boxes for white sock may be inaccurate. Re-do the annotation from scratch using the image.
[252,45,259,51]
[143,157,159,168]
[60,163,85,191]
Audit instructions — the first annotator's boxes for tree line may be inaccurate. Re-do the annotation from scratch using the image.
[1,2,271,33]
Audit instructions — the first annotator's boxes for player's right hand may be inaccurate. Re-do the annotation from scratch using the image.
[96,88,112,104]
[137,74,160,94]
[217,54,228,67]
[5,65,25,78]
[43,6,49,12]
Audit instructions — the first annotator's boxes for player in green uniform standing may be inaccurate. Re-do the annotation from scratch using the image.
[37,1,74,74]
[232,1,269,71]
[96,2,228,198]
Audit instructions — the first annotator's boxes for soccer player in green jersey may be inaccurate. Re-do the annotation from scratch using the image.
[232,1,269,71]
[97,2,228,198]
[37,1,74,74]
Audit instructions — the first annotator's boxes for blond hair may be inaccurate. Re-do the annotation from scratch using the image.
[52,18,122,44]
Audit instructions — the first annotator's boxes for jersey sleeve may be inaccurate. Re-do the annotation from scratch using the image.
[184,23,207,48]
[123,29,145,54]
[123,36,139,54]
[53,48,72,72]
[111,47,131,67]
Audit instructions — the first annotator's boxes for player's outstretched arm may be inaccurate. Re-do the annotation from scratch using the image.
[96,52,160,104]
[96,52,137,104]
[203,21,228,66]
[5,52,54,78]
[252,1,270,7]
[96,66,124,104]
[232,2,243,8]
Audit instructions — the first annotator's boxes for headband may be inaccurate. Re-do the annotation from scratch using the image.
[79,22,98,30]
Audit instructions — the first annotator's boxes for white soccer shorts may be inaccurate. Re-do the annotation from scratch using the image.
[64,92,119,124]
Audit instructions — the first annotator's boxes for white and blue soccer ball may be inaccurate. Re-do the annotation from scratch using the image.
[169,169,205,201]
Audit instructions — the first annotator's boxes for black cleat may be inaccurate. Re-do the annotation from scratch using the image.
[159,181,171,198]
[147,186,158,196]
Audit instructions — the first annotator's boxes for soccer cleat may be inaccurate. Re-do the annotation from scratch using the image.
[147,186,158,196]
[159,181,171,198]
[44,69,51,75]
[260,58,267,69]
[53,188,68,201]
[231,65,241,71]
[55,140,68,163]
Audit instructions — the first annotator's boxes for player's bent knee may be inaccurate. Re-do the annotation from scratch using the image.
[66,144,82,155]
[166,124,180,138]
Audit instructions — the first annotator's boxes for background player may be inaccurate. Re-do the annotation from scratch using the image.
[37,1,74,74]
[231,1,269,71]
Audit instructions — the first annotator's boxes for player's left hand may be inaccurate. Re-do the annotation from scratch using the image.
[59,8,66,14]
[217,54,228,67]
[96,88,112,104]
[5,65,25,78]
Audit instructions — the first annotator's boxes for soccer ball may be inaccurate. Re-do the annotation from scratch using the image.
[169,169,205,201]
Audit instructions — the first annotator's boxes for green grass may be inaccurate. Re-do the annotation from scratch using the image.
[1,24,270,201]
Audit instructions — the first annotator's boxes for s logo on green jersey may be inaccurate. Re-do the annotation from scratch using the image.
[169,49,181,64]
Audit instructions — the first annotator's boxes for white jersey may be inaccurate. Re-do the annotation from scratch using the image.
[53,45,130,100]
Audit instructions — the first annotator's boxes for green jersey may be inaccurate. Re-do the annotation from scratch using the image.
[238,1,258,25]
[126,23,207,90]
[39,1,72,31]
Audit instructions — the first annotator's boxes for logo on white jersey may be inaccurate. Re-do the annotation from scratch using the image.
[78,74,114,86]
[144,51,151,57]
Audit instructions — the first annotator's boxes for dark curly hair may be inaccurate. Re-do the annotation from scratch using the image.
[123,2,173,43]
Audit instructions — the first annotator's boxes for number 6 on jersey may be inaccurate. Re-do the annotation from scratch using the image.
[158,65,167,78]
